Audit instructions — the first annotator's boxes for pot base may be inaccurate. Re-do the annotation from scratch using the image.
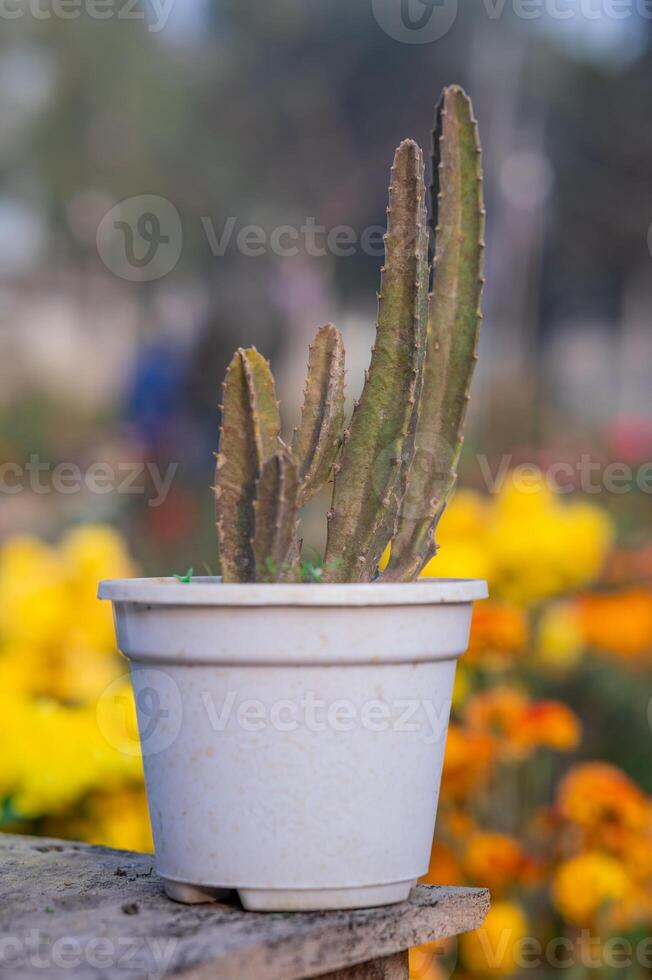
[238,880,416,912]
[162,876,416,910]
[162,878,231,905]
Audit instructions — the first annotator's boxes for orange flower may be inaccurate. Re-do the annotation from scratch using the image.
[465,603,529,669]
[464,832,525,894]
[421,841,464,887]
[440,724,495,801]
[557,762,649,835]
[621,820,652,882]
[515,702,581,752]
[577,589,652,661]
[556,763,650,857]
[464,687,581,758]
[464,686,528,738]
[444,809,477,841]
[610,883,652,931]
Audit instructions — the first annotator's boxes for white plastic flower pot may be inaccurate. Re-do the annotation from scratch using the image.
[99,577,487,912]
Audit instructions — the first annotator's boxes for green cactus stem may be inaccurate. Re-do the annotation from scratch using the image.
[214,348,281,582]
[213,85,485,586]
[253,451,300,581]
[291,323,346,506]
[384,85,485,582]
[324,139,428,582]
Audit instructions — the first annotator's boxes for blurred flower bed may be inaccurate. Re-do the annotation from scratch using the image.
[1,473,650,979]
[0,525,152,852]
[410,476,652,979]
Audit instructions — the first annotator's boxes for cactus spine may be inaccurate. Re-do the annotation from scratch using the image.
[214,86,484,585]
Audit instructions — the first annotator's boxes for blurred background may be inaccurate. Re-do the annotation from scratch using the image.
[1,1,652,976]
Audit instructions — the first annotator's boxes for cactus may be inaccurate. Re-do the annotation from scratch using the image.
[214,85,484,585]
[214,348,281,583]
[324,139,428,582]
[292,323,345,506]
[383,86,485,581]
[253,451,300,581]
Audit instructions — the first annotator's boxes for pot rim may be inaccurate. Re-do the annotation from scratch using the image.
[98,576,488,607]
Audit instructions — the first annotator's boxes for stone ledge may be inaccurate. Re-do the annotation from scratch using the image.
[0,833,489,980]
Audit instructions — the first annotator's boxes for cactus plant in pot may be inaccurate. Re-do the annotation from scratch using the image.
[100,85,488,912]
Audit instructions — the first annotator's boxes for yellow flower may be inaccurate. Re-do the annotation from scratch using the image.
[495,471,556,516]
[422,540,494,583]
[0,524,148,850]
[1,687,142,820]
[43,787,153,853]
[488,478,613,605]
[411,474,613,605]
[0,536,70,646]
[61,523,135,584]
[422,491,494,582]
[61,523,135,651]
[460,901,528,976]
[0,643,45,697]
[564,503,614,589]
[551,852,629,926]
[439,490,490,535]
[535,601,584,673]
[85,788,153,852]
